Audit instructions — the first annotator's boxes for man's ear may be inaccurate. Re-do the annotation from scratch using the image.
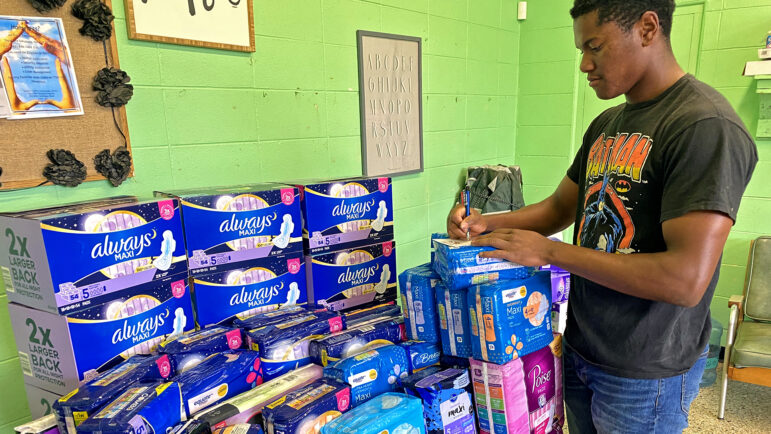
[638,11,660,46]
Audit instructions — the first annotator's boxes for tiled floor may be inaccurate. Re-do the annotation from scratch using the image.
[563,364,771,433]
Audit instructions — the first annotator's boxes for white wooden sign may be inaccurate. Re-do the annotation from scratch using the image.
[357,31,423,177]
[125,0,254,52]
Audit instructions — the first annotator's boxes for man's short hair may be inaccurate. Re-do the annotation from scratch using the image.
[570,0,676,38]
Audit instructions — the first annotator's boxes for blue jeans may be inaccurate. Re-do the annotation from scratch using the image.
[563,344,707,434]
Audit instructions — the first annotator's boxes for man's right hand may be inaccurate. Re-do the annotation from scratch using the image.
[447,204,488,239]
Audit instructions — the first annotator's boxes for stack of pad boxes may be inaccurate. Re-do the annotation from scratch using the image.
[44,302,443,433]
[398,235,566,433]
[0,197,196,419]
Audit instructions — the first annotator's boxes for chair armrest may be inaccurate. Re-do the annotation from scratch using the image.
[728,295,744,310]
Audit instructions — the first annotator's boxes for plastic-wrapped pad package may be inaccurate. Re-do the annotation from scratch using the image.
[343,303,402,327]
[176,351,262,416]
[232,305,310,330]
[432,239,533,290]
[551,302,567,335]
[168,419,211,434]
[248,311,345,380]
[399,341,440,374]
[324,345,408,407]
[435,283,472,358]
[403,369,477,434]
[193,364,323,429]
[75,381,185,434]
[549,266,570,304]
[440,355,470,369]
[296,177,393,255]
[470,273,553,360]
[320,393,426,434]
[263,378,351,434]
[310,318,406,366]
[212,425,264,434]
[468,272,553,364]
[469,336,564,434]
[306,241,397,311]
[191,253,308,327]
[161,326,244,354]
[157,185,303,275]
[53,354,174,433]
[399,264,441,343]
[430,233,449,264]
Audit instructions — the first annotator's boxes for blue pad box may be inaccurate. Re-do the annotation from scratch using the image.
[310,317,406,366]
[53,354,174,433]
[324,344,409,407]
[399,263,441,343]
[468,271,553,364]
[306,241,397,311]
[320,393,427,434]
[296,177,393,255]
[403,369,476,434]
[263,378,351,434]
[75,381,185,434]
[432,239,533,290]
[247,311,346,381]
[175,350,262,416]
[435,282,472,358]
[191,253,308,327]
[157,185,303,275]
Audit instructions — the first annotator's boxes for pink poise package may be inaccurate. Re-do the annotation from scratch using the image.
[470,334,564,434]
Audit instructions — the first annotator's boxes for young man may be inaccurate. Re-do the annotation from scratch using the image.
[447,1,757,432]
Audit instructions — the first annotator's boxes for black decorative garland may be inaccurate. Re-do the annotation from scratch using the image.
[94,146,132,187]
[93,67,134,107]
[43,149,87,187]
[26,0,66,13]
[72,0,114,41]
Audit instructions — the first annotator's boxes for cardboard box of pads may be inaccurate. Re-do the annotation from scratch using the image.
[190,252,308,327]
[8,274,194,395]
[0,197,187,314]
[23,382,62,420]
[292,177,393,255]
[156,184,303,276]
[305,240,397,311]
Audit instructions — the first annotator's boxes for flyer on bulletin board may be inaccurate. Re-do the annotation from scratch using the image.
[0,16,83,119]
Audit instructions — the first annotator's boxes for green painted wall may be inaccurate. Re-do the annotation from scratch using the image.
[515,0,771,338]
[0,0,519,428]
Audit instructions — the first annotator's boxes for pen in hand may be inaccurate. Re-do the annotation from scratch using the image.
[463,187,471,240]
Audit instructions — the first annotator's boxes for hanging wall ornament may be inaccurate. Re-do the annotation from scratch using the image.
[71,0,114,41]
[94,146,132,187]
[43,149,87,187]
[93,67,134,107]
[27,0,67,13]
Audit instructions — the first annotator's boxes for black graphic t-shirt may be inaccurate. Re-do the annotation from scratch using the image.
[565,74,758,379]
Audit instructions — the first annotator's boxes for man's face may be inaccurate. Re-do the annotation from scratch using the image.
[573,11,646,100]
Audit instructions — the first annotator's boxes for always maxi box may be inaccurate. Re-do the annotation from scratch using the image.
[190,252,308,327]
[8,274,194,395]
[156,185,303,276]
[306,241,397,311]
[294,177,393,255]
[0,197,187,314]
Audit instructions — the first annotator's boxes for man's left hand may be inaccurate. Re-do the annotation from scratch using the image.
[471,229,555,267]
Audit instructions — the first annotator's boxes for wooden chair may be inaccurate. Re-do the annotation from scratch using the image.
[718,236,771,419]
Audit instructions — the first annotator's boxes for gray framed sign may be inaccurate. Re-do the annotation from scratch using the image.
[357,30,423,177]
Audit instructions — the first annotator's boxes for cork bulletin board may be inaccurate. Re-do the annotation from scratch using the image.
[0,0,131,190]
